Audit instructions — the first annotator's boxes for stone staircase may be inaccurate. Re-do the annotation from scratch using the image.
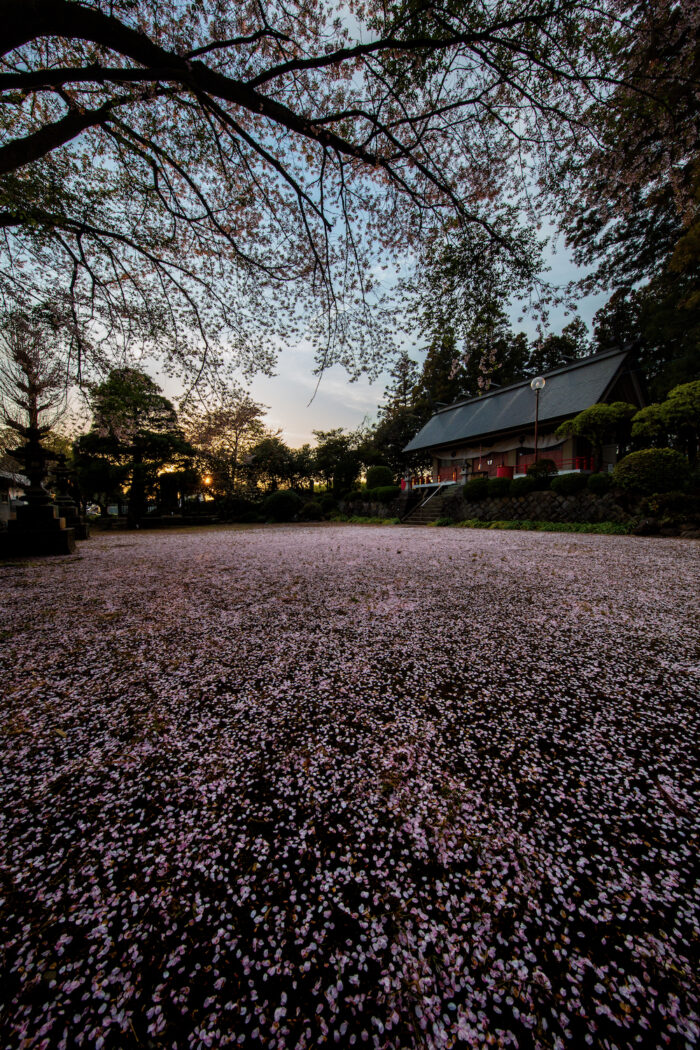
[401,487,452,525]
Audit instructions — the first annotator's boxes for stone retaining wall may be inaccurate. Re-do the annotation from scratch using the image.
[340,499,403,518]
[442,489,631,524]
[340,488,700,536]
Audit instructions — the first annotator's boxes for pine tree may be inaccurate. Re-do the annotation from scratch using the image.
[76,369,192,523]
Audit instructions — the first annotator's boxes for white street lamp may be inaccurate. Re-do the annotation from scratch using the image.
[530,376,546,463]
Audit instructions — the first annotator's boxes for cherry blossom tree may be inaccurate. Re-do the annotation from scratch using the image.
[1,0,635,383]
[181,382,267,495]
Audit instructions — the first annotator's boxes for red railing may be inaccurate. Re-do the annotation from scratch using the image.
[410,456,595,487]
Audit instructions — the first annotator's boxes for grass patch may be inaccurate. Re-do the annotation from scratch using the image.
[331,514,401,525]
[446,518,633,535]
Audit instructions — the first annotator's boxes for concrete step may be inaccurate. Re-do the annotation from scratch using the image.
[402,493,450,525]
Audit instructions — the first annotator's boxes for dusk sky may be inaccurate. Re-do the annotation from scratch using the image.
[247,241,608,448]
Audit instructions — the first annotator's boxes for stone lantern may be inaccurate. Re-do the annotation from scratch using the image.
[4,429,76,556]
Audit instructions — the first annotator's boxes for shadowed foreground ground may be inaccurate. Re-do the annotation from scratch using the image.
[1,525,699,1050]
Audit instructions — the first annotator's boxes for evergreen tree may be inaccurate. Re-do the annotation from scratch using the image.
[369,407,430,477]
[460,302,531,393]
[380,352,420,416]
[556,402,637,471]
[312,429,362,495]
[529,318,591,375]
[593,279,700,400]
[416,329,462,411]
[247,435,293,492]
[76,368,191,523]
[556,1,699,400]
[632,381,700,465]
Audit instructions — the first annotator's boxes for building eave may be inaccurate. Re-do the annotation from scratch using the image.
[403,348,635,455]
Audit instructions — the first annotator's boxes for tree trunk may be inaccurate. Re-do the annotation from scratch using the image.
[128,446,146,525]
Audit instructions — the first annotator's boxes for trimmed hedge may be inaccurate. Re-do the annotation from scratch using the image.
[317,492,338,513]
[365,465,394,489]
[526,459,558,489]
[509,476,536,497]
[214,496,258,521]
[463,477,489,501]
[550,473,589,496]
[587,472,613,495]
[365,485,401,504]
[613,448,691,494]
[639,490,700,520]
[344,489,365,504]
[298,500,324,521]
[487,477,512,498]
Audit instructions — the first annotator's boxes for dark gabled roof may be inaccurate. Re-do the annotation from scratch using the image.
[0,469,29,487]
[404,348,631,453]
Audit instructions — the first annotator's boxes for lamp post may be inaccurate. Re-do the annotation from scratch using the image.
[530,376,546,464]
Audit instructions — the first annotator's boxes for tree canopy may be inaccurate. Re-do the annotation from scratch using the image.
[555,401,637,469]
[312,428,362,493]
[0,0,654,383]
[556,0,699,294]
[181,382,267,495]
[632,380,700,463]
[555,1,700,397]
[75,367,192,520]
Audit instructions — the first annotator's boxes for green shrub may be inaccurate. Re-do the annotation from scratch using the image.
[487,477,512,498]
[613,448,691,494]
[526,459,558,489]
[510,476,536,497]
[340,514,400,525]
[214,495,259,521]
[365,485,401,504]
[586,472,613,495]
[550,473,589,496]
[262,489,304,522]
[464,477,489,501]
[639,490,700,521]
[344,489,365,504]
[317,492,337,513]
[365,464,394,489]
[298,500,323,521]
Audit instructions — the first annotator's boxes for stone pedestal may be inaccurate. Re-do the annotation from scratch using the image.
[5,503,76,556]
[53,456,90,540]
[56,505,89,541]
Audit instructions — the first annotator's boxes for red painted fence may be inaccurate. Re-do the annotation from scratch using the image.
[412,456,596,487]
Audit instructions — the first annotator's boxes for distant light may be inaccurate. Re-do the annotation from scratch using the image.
[531,376,546,391]
[203,475,213,486]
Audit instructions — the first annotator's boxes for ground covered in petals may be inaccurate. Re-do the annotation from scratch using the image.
[1,524,699,1050]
